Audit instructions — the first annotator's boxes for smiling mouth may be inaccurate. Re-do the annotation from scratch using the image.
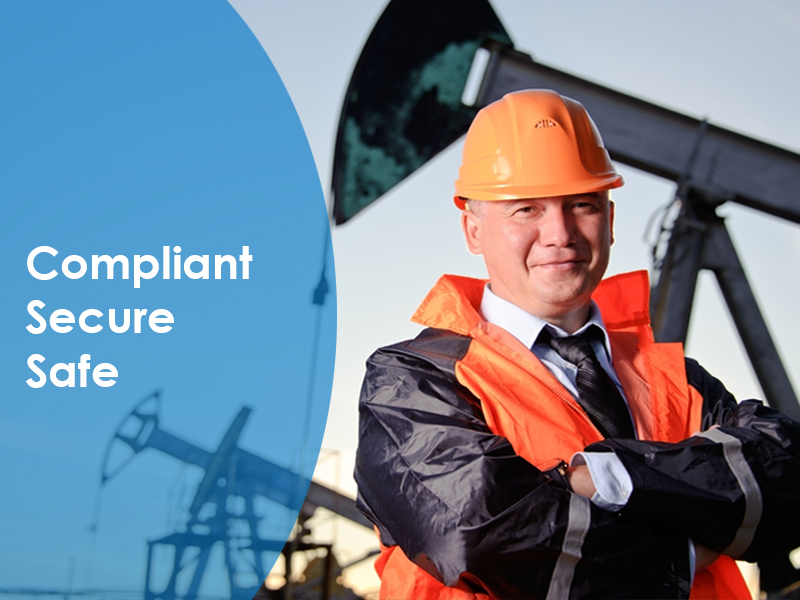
[535,259,584,270]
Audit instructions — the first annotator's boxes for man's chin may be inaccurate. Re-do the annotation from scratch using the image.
[526,282,593,314]
[531,274,589,296]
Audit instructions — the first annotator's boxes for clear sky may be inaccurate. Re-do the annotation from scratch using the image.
[231,0,800,594]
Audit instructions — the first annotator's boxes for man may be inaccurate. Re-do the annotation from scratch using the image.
[354,90,800,599]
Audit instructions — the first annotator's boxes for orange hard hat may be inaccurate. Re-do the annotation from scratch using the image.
[454,89,623,209]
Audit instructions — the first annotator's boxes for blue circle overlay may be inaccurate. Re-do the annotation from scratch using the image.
[0,2,335,598]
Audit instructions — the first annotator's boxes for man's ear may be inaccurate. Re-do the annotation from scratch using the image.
[460,209,483,255]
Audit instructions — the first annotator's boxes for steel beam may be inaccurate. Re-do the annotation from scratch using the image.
[650,191,800,419]
[700,218,800,419]
[650,202,707,343]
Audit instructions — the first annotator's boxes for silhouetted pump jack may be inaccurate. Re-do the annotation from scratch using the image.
[101,392,370,600]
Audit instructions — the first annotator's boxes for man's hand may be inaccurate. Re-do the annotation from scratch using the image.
[566,465,597,498]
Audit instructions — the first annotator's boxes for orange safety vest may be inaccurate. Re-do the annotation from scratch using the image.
[374,271,750,600]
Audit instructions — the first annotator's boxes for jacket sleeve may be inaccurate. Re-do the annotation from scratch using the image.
[587,358,800,562]
[354,332,693,599]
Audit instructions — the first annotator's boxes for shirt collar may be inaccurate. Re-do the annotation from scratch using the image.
[479,283,614,359]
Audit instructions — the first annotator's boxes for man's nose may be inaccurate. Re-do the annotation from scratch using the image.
[538,208,575,246]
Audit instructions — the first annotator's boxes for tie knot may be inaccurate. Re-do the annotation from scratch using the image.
[538,325,604,367]
[534,325,633,438]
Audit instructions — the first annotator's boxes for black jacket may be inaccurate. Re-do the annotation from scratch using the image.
[355,326,800,599]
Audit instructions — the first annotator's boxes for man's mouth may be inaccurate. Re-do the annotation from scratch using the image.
[534,259,584,270]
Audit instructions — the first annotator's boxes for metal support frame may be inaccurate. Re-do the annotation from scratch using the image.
[651,191,800,420]
[281,535,334,600]
[144,530,286,600]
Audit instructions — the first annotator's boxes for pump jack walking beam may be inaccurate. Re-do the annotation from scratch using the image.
[474,45,800,224]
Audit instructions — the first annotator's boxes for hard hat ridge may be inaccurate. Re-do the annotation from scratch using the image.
[454,89,623,209]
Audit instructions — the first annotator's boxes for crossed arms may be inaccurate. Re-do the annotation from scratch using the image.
[355,334,800,599]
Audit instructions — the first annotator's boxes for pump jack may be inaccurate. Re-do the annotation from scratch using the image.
[101,392,371,600]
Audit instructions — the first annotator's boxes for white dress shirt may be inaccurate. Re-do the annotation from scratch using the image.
[479,283,633,510]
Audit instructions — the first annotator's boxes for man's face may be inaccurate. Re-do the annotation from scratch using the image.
[460,193,614,332]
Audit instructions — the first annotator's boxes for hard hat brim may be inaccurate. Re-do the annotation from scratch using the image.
[454,173,624,210]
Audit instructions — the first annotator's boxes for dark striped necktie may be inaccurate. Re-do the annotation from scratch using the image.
[538,326,635,439]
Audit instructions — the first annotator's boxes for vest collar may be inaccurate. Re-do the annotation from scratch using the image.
[412,270,653,335]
